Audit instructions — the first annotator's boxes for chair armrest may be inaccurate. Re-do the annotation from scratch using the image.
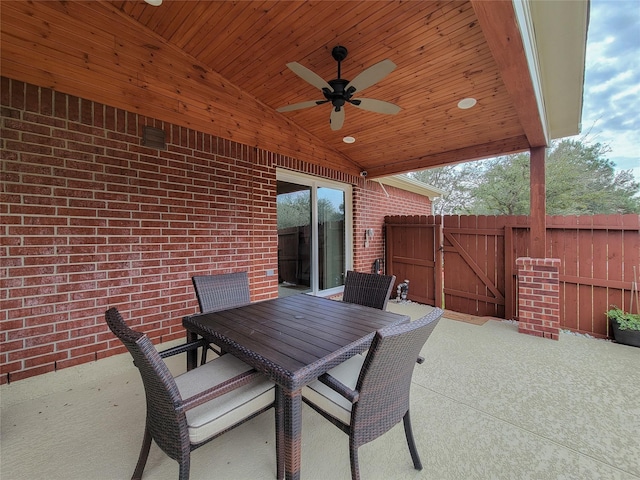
[318,373,359,404]
[181,369,262,411]
[158,338,209,359]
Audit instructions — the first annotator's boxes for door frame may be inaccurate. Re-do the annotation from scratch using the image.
[276,169,353,296]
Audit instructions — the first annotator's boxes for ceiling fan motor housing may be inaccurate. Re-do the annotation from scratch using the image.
[324,79,355,110]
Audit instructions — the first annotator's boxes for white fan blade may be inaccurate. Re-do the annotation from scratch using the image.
[286,62,332,91]
[330,108,345,131]
[352,98,401,115]
[277,100,324,113]
[346,59,396,93]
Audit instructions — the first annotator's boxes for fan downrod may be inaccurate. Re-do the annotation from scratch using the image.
[332,46,348,80]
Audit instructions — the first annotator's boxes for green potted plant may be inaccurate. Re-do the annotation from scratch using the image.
[606,306,640,347]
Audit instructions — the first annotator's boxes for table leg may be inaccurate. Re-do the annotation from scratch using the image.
[275,386,284,480]
[186,329,198,371]
[278,387,302,480]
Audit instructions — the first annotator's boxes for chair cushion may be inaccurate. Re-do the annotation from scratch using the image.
[302,354,364,425]
[174,354,275,444]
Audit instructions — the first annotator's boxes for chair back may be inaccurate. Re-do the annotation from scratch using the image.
[104,307,188,462]
[351,308,443,448]
[192,272,251,313]
[342,270,396,310]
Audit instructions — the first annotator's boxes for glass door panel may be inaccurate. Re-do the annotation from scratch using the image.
[277,182,312,297]
[318,187,345,290]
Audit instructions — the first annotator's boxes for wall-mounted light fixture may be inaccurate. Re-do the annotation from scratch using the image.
[365,228,374,247]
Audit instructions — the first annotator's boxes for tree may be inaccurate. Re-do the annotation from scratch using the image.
[544,141,640,214]
[410,163,482,215]
[417,139,640,215]
[469,154,531,215]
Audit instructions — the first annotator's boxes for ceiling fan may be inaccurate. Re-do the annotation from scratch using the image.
[276,46,401,131]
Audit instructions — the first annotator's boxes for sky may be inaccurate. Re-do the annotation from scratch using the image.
[577,0,640,181]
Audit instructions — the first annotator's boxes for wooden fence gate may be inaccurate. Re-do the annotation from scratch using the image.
[441,215,514,319]
[385,215,441,306]
[385,214,640,338]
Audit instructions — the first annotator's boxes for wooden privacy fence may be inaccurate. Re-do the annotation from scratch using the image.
[385,214,640,338]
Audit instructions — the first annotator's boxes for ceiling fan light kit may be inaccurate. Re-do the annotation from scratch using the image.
[277,46,401,131]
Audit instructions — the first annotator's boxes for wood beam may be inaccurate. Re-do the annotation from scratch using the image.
[529,146,547,257]
[471,0,547,147]
[366,136,531,178]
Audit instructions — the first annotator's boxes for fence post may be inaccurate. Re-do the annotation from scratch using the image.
[435,217,443,308]
[504,224,515,319]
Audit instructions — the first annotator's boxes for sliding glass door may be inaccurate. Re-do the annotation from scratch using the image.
[277,171,351,297]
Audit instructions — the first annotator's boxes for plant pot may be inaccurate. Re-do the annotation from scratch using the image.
[610,320,640,347]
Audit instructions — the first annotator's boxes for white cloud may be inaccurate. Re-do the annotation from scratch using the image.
[581,0,640,180]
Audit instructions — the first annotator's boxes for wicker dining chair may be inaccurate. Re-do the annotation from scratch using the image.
[302,308,443,480]
[191,272,251,360]
[192,272,251,313]
[104,307,282,480]
[342,270,396,310]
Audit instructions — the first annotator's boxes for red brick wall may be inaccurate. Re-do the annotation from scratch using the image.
[353,180,432,274]
[516,257,561,340]
[1,77,431,383]
[0,78,282,383]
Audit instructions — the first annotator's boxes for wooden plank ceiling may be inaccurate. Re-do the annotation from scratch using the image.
[2,0,543,178]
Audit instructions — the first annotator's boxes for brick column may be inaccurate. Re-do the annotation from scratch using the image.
[516,257,561,340]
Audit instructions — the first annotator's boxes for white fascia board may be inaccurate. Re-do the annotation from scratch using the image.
[513,0,550,145]
[377,175,445,200]
[516,0,589,141]
[528,0,589,139]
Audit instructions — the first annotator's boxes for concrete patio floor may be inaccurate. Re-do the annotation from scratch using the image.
[2,301,639,480]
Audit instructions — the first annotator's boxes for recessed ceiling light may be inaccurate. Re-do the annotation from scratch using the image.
[343,136,356,144]
[145,0,162,6]
[457,97,477,109]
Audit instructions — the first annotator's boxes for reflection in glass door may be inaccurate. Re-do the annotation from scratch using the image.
[276,173,350,297]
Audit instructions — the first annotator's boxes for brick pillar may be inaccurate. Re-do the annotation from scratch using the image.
[516,257,561,340]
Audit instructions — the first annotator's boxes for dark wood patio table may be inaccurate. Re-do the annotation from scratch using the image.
[182,294,409,480]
